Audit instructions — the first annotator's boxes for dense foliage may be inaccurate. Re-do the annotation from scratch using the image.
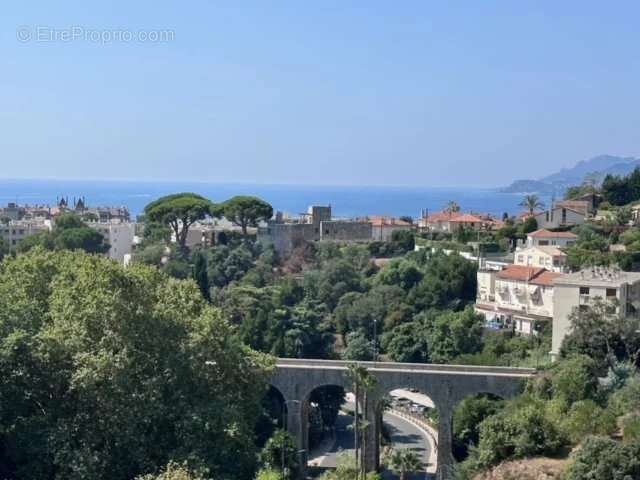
[0,249,272,480]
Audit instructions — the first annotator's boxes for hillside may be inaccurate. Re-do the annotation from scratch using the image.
[472,457,570,480]
[501,154,640,194]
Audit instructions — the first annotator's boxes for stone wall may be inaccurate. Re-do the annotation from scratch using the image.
[319,220,372,242]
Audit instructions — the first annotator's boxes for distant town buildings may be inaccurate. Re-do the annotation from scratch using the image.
[258,205,373,254]
[526,205,586,230]
[418,210,503,233]
[0,219,51,249]
[0,197,134,264]
[369,216,412,241]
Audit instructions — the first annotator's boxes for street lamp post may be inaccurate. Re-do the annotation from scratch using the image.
[373,318,378,362]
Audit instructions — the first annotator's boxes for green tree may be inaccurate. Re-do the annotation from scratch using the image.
[259,430,299,478]
[561,400,616,443]
[144,193,213,250]
[192,250,209,300]
[561,299,640,369]
[16,213,110,255]
[343,331,375,361]
[382,322,429,363]
[0,236,9,261]
[519,195,544,215]
[426,308,484,363]
[453,394,503,459]
[562,436,640,480]
[0,248,271,480]
[445,201,461,213]
[550,355,599,405]
[221,195,273,238]
[387,449,423,480]
[136,462,207,480]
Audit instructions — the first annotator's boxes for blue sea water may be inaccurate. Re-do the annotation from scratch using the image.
[0,178,549,219]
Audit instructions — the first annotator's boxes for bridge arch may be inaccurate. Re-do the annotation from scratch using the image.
[271,358,535,480]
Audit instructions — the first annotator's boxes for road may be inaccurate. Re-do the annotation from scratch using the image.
[309,401,431,479]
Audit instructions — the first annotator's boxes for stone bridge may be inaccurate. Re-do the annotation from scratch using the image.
[271,358,537,480]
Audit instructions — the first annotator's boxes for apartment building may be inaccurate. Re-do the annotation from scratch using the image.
[88,221,135,263]
[475,265,563,335]
[0,219,51,249]
[551,267,640,357]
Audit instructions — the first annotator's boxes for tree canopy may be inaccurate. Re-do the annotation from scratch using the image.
[0,248,272,480]
[144,193,214,250]
[221,196,273,237]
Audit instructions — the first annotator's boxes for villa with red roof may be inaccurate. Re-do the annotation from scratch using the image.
[476,264,565,335]
[419,210,502,232]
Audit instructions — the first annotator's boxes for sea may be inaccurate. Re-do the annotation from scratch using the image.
[0,178,550,220]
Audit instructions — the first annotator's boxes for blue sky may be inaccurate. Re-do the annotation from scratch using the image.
[1,1,639,187]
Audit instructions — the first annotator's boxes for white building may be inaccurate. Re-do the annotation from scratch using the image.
[89,221,135,263]
[530,206,586,230]
[0,219,52,250]
[475,265,564,335]
[514,245,568,273]
[526,229,578,248]
[551,267,640,357]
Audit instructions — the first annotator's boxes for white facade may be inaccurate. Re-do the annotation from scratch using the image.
[0,220,51,250]
[526,229,578,248]
[551,268,640,356]
[89,222,135,263]
[514,246,568,273]
[475,266,562,335]
[532,207,585,230]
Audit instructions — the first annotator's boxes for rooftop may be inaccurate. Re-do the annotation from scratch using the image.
[554,267,640,287]
[528,229,578,239]
[496,265,564,286]
[368,216,412,227]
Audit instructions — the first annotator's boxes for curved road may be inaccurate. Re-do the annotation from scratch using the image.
[309,404,431,479]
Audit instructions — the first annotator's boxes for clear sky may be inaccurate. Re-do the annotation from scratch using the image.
[1,1,639,187]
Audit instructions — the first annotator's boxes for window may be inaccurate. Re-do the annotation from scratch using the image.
[606,288,617,298]
[579,287,590,295]
[538,257,545,265]
[517,255,524,263]
[539,240,549,246]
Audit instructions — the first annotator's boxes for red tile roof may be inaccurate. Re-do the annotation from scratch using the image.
[531,271,564,287]
[424,211,461,223]
[496,265,564,286]
[528,229,578,239]
[449,213,484,223]
[497,265,546,282]
[369,216,412,227]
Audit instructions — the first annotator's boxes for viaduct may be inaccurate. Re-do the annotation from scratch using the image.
[271,358,537,480]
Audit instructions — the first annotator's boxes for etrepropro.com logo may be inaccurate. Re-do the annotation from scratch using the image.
[16,25,175,44]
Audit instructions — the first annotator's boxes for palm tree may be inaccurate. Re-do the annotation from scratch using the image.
[388,448,423,480]
[347,364,377,480]
[445,201,460,214]
[519,195,544,215]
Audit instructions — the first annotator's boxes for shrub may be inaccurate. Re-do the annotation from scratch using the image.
[562,436,640,480]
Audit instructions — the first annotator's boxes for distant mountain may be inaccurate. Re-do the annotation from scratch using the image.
[500,155,640,194]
